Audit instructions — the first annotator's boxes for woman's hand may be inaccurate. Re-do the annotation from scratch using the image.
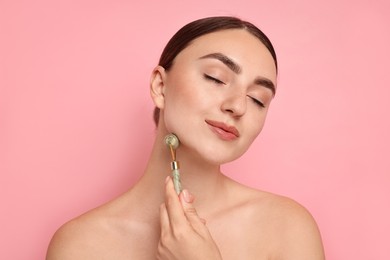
[157,176,223,260]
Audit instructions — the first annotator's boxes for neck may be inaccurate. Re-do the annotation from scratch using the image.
[136,127,226,214]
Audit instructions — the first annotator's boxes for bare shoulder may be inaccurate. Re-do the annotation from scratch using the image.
[46,207,110,260]
[46,190,159,260]
[222,180,325,259]
[248,189,325,259]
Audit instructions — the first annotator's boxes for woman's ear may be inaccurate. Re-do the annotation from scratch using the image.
[150,65,167,109]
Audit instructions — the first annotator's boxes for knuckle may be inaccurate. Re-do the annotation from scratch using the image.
[158,238,166,249]
[159,203,165,212]
[156,242,165,259]
[160,229,171,242]
[185,207,198,215]
[172,226,186,240]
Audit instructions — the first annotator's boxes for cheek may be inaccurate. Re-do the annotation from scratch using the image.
[244,111,268,141]
[165,73,212,113]
[162,77,205,130]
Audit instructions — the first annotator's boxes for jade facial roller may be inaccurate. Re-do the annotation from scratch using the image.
[164,134,182,195]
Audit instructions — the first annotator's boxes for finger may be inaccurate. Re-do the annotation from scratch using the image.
[164,176,187,228]
[179,189,208,234]
[159,203,170,235]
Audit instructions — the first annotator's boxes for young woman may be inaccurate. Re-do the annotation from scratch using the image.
[46,16,325,259]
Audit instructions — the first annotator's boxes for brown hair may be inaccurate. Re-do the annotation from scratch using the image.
[154,16,278,125]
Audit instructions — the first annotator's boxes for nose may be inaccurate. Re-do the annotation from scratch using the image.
[220,90,247,117]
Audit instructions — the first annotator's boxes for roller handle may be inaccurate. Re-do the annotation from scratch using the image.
[172,169,182,195]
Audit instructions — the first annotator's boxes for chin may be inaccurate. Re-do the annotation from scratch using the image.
[198,145,247,165]
[177,130,252,165]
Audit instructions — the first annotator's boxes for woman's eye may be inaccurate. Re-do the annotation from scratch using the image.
[204,74,225,85]
[248,96,265,108]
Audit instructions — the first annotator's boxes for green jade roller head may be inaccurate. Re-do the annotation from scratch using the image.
[164,134,182,194]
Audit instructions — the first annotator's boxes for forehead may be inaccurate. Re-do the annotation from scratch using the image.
[174,29,277,82]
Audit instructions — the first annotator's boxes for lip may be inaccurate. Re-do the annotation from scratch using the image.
[205,119,240,141]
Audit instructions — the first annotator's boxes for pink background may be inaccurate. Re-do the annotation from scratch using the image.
[1,0,389,259]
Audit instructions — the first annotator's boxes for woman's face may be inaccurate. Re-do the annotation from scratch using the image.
[155,29,277,165]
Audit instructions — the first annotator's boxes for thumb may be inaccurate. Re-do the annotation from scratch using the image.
[181,189,194,204]
[180,190,207,230]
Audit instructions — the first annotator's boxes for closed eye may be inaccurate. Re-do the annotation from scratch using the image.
[248,96,265,108]
[204,74,226,85]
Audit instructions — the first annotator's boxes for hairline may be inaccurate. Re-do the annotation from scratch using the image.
[163,27,277,74]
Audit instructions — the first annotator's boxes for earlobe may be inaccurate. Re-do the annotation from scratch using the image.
[150,65,166,109]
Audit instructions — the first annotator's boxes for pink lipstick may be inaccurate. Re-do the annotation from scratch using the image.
[205,120,239,141]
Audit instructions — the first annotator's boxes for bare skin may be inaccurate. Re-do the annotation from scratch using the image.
[46,29,325,259]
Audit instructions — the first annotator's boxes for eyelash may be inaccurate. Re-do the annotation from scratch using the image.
[248,96,265,108]
[204,74,265,108]
[203,74,225,85]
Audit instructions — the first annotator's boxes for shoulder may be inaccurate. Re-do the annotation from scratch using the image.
[224,181,325,259]
[46,208,109,260]
[46,190,154,260]
[45,190,137,260]
[248,190,325,259]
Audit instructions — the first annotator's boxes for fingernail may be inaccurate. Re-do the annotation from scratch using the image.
[165,176,170,184]
[182,189,191,203]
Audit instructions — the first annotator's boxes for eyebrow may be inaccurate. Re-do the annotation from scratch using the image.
[254,77,276,96]
[199,52,242,74]
[199,52,276,96]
